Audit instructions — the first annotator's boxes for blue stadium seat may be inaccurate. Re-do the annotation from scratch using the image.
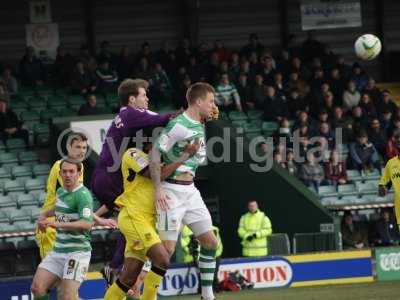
[0,195,16,209]
[11,165,32,179]
[0,167,11,180]
[0,153,19,167]
[19,151,39,165]
[362,169,381,181]
[346,169,362,182]
[17,193,38,208]
[358,180,378,195]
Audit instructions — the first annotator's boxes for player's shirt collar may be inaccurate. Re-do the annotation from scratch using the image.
[183,112,201,124]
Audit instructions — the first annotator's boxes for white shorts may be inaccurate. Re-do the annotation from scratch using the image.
[38,250,91,283]
[157,181,212,241]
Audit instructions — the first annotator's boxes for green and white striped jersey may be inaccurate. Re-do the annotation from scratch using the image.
[157,113,206,179]
[53,184,93,253]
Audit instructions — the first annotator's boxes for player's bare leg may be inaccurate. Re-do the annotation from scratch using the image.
[60,279,81,300]
[31,267,59,299]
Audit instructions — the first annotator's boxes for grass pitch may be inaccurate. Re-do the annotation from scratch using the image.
[176,281,400,300]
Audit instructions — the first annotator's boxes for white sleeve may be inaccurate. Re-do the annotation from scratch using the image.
[157,123,188,153]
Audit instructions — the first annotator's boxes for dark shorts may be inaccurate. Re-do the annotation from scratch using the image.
[91,166,123,210]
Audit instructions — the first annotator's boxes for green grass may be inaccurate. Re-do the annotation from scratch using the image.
[176,281,400,300]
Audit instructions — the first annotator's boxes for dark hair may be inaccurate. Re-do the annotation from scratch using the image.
[69,132,88,146]
[186,82,215,105]
[118,79,149,106]
[60,159,83,172]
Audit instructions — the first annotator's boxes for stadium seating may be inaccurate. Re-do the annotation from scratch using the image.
[25,178,46,193]
[293,232,337,253]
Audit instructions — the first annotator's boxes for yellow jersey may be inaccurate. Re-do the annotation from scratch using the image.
[42,160,84,211]
[379,156,400,223]
[114,148,155,215]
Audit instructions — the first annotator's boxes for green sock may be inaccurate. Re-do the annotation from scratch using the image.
[199,247,216,300]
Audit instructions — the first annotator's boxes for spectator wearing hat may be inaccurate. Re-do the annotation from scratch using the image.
[0,95,29,146]
[349,131,380,172]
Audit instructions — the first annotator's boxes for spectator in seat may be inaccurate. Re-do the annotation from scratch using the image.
[133,57,153,82]
[299,152,325,191]
[236,73,253,111]
[351,106,368,134]
[264,85,289,122]
[174,76,191,109]
[273,72,287,98]
[385,129,400,160]
[0,95,29,146]
[186,56,203,83]
[96,60,118,93]
[328,67,345,105]
[380,109,393,134]
[259,55,276,85]
[252,74,266,109]
[336,56,352,79]
[363,78,381,104]
[349,131,381,172]
[237,200,272,257]
[71,61,98,95]
[287,89,308,118]
[350,63,369,91]
[215,73,242,112]
[341,212,369,250]
[19,46,45,86]
[78,94,103,116]
[359,93,377,118]
[332,106,353,143]
[286,149,298,176]
[116,45,134,81]
[321,91,335,117]
[368,118,387,157]
[343,80,361,112]
[377,90,397,118]
[229,52,241,79]
[241,33,264,58]
[273,151,287,169]
[214,39,231,62]
[373,209,400,247]
[52,46,74,86]
[324,150,347,186]
[150,62,173,104]
[97,40,116,66]
[317,122,335,149]
[0,67,18,96]
[293,110,315,133]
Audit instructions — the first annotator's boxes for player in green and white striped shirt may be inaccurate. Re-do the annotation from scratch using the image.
[31,159,94,300]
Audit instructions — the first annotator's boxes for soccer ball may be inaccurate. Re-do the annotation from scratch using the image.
[354,34,382,61]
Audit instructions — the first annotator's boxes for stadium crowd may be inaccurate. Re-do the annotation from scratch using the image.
[1,32,399,252]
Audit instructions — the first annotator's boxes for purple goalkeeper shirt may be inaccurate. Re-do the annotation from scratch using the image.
[97,106,171,169]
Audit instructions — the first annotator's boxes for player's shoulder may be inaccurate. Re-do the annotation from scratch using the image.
[386,156,400,166]
[75,185,93,199]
